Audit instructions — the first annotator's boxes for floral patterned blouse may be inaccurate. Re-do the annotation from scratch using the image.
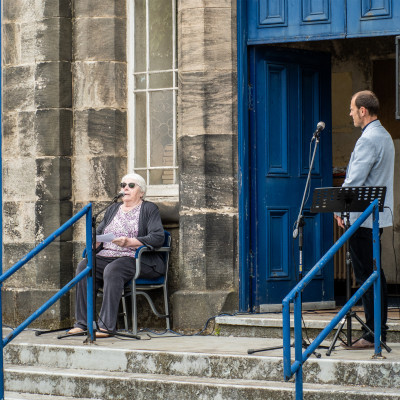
[97,203,142,258]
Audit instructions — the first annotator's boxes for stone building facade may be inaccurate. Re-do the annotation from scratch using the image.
[2,0,399,330]
[2,0,238,329]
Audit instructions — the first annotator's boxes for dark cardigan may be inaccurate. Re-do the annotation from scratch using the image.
[96,201,166,275]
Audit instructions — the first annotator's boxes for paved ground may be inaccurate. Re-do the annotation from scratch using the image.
[4,326,399,363]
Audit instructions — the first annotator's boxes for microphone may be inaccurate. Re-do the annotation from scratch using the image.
[113,192,125,201]
[312,121,325,140]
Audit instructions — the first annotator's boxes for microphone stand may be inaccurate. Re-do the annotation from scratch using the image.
[248,129,323,356]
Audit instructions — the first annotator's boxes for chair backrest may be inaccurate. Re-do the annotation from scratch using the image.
[160,230,171,276]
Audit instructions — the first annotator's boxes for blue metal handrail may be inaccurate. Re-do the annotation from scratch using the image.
[282,199,381,399]
[0,203,94,399]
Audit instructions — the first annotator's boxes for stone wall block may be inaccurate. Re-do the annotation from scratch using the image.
[19,21,38,64]
[17,111,37,156]
[179,7,233,72]
[73,109,127,156]
[74,0,126,17]
[35,62,72,108]
[3,113,20,157]
[13,289,71,328]
[73,62,127,109]
[3,201,36,243]
[3,244,37,288]
[3,66,35,111]
[4,0,71,21]
[179,8,205,71]
[41,0,72,18]
[4,23,21,65]
[35,18,72,62]
[74,18,126,61]
[35,201,73,242]
[179,214,207,290]
[205,213,236,290]
[179,134,235,208]
[178,71,235,135]
[178,0,232,11]
[73,156,126,201]
[36,109,72,156]
[3,0,35,22]
[36,157,72,201]
[3,157,37,201]
[35,242,74,288]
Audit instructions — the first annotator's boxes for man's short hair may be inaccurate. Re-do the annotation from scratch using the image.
[353,90,379,116]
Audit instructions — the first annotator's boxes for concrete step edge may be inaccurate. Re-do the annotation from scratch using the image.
[4,366,400,399]
[5,342,400,389]
[5,391,97,400]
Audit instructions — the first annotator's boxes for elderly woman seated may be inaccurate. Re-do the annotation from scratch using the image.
[68,173,165,337]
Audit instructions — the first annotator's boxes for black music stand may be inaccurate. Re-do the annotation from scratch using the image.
[311,186,391,354]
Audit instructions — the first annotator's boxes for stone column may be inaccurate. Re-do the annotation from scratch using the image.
[2,1,73,327]
[172,0,238,328]
[72,0,127,255]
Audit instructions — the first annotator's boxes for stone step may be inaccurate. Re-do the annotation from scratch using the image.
[5,392,96,400]
[4,342,400,389]
[4,366,400,400]
[215,309,400,342]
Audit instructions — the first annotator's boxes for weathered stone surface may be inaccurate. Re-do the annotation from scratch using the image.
[179,7,234,72]
[178,71,236,136]
[73,109,127,156]
[73,62,127,109]
[3,0,36,22]
[74,18,126,61]
[3,202,36,243]
[178,0,233,10]
[35,201,73,241]
[3,66,35,111]
[35,62,72,108]
[179,134,235,209]
[172,289,237,328]
[3,243,37,288]
[2,157,37,201]
[3,0,71,21]
[179,213,236,290]
[3,23,21,65]
[35,242,74,287]
[36,109,72,156]
[35,18,72,62]
[35,158,72,202]
[72,156,126,202]
[74,0,126,18]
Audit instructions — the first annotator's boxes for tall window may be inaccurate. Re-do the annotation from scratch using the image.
[128,0,178,197]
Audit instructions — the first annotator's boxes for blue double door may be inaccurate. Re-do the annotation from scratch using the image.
[250,47,334,309]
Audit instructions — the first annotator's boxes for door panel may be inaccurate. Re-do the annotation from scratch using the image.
[248,0,346,44]
[250,47,334,308]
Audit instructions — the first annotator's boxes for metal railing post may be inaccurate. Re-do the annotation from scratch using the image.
[294,293,303,400]
[0,203,93,398]
[86,206,94,341]
[373,204,382,356]
[282,199,382,399]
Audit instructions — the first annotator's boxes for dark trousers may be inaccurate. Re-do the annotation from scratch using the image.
[74,255,160,332]
[349,227,388,342]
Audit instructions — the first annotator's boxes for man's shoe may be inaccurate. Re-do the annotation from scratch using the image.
[349,338,374,349]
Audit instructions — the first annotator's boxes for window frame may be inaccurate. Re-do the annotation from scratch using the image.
[127,0,179,198]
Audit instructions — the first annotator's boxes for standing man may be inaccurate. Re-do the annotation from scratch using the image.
[334,90,395,348]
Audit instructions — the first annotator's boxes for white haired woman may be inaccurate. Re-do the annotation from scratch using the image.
[69,173,165,337]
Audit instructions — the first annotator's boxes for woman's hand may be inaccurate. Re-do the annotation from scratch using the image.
[112,236,143,249]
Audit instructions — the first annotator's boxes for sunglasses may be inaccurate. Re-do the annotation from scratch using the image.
[120,182,136,189]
